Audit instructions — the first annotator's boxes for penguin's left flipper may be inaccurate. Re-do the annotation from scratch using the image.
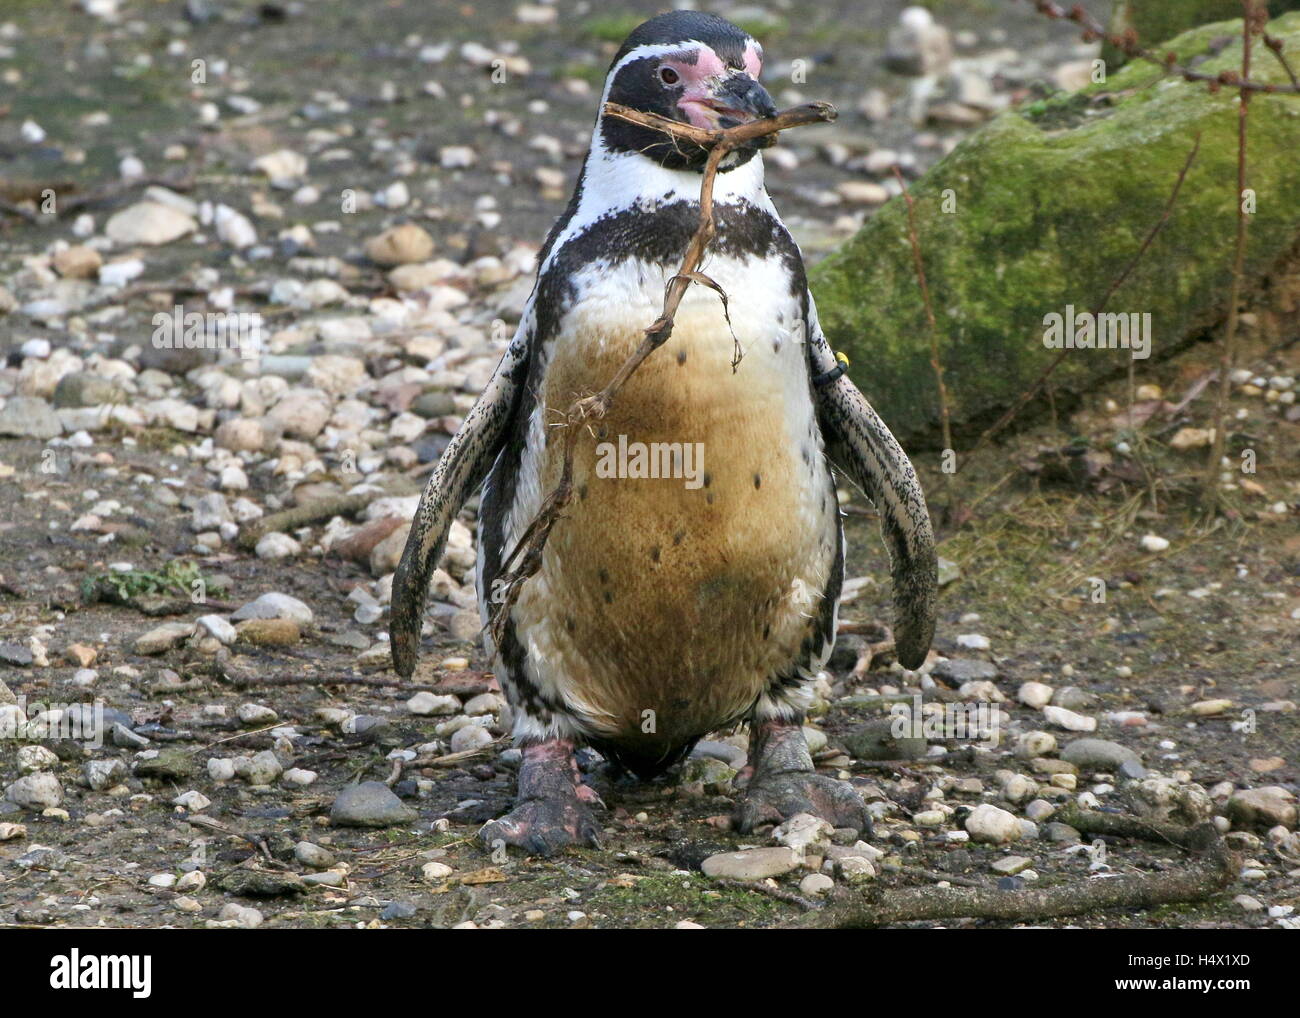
[390,326,533,678]
[805,302,937,670]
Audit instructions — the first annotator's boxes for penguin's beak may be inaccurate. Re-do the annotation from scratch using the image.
[679,72,778,135]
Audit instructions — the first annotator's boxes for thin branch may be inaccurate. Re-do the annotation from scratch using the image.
[1023,0,1300,95]
[812,811,1236,927]
[1204,2,1261,506]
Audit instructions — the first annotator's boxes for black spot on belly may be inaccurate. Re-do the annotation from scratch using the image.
[603,590,613,604]
[702,472,712,488]
[753,472,762,489]
[763,623,771,639]
[566,615,576,633]
[677,350,687,365]
[598,568,609,585]
[650,545,661,563]
[706,493,714,505]
[673,529,685,546]
[579,483,588,501]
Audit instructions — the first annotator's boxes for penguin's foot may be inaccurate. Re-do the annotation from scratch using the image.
[478,738,603,857]
[733,719,870,835]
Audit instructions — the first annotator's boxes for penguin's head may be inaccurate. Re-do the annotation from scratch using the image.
[599,11,776,172]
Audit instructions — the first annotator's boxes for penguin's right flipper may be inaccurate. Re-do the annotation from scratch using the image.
[390,325,533,678]
[804,301,937,670]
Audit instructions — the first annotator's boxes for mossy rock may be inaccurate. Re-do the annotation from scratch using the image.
[1102,1,1300,68]
[809,13,1300,448]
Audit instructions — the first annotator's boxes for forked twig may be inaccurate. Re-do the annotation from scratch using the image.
[485,101,837,650]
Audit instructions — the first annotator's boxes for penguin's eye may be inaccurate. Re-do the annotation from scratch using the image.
[658,66,680,85]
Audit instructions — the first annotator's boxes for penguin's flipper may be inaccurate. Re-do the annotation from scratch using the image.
[806,303,937,670]
[390,328,533,678]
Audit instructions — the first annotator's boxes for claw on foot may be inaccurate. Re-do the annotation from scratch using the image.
[478,738,603,857]
[732,718,870,835]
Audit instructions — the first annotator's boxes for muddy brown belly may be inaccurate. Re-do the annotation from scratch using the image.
[507,309,837,756]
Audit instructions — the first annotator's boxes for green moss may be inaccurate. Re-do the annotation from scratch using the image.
[809,13,1300,448]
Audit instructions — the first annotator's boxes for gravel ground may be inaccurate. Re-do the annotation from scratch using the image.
[0,0,1297,929]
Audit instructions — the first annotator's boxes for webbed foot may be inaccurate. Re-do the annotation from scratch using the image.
[479,739,603,857]
[733,719,870,835]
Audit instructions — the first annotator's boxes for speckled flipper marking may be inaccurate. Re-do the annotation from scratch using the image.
[390,323,534,677]
[804,299,938,669]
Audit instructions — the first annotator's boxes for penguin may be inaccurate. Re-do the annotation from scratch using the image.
[392,11,937,856]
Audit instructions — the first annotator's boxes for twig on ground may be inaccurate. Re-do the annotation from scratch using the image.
[485,101,837,650]
[811,811,1236,927]
[712,877,821,912]
[235,483,416,551]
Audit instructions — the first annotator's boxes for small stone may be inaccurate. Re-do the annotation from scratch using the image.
[84,758,128,791]
[799,873,835,895]
[1018,681,1053,708]
[991,855,1032,875]
[965,803,1021,844]
[5,773,64,810]
[1227,787,1297,830]
[421,861,454,882]
[449,726,493,753]
[1042,705,1096,732]
[407,692,460,716]
[295,842,336,869]
[365,223,435,266]
[1139,534,1170,553]
[235,750,283,786]
[176,870,206,892]
[931,658,997,684]
[173,789,211,811]
[330,781,416,828]
[133,622,196,655]
[0,396,62,439]
[53,245,103,279]
[231,592,314,626]
[1060,738,1141,771]
[105,201,197,245]
[235,618,302,646]
[255,532,301,559]
[195,615,237,645]
[772,813,833,853]
[701,846,801,881]
[1191,698,1233,716]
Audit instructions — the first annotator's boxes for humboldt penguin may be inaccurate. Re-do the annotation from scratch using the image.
[392,11,937,855]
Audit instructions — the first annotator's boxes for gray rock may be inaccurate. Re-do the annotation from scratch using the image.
[0,644,34,667]
[1060,738,1141,771]
[5,773,64,810]
[1227,787,1297,830]
[701,846,801,881]
[83,758,128,791]
[105,201,197,245]
[330,781,416,828]
[0,396,61,439]
[932,658,998,685]
[843,718,927,761]
[190,493,232,533]
[294,841,336,869]
[53,373,126,408]
[232,592,314,626]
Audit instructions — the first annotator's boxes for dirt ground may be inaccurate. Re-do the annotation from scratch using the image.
[0,0,1297,929]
